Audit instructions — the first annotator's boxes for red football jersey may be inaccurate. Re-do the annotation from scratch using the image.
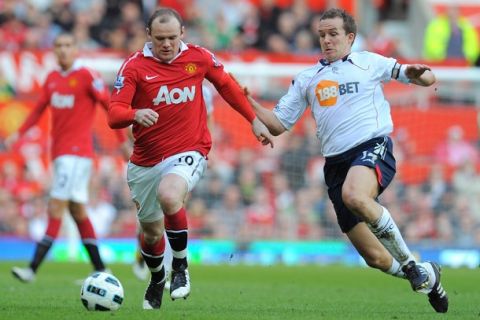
[18,63,111,160]
[110,42,254,167]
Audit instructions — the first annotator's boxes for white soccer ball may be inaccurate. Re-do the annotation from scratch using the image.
[80,271,124,311]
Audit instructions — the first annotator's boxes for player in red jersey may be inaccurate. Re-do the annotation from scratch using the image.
[108,7,273,310]
[6,33,130,283]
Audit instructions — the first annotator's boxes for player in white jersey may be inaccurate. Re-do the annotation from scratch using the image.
[244,8,448,313]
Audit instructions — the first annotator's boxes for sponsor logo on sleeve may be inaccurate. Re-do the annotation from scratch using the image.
[114,76,124,93]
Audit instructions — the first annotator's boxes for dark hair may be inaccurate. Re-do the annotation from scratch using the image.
[147,7,183,30]
[54,32,76,45]
[319,8,357,37]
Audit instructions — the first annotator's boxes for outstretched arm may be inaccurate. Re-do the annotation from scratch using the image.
[228,72,286,136]
[404,64,436,86]
[5,96,49,149]
[247,96,286,136]
[211,72,274,147]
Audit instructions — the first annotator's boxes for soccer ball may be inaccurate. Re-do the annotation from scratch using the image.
[80,271,124,311]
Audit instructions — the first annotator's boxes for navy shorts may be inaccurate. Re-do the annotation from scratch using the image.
[323,136,396,233]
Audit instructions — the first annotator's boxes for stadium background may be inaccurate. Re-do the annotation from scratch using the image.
[1,0,480,268]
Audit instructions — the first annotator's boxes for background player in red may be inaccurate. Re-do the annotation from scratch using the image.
[6,32,130,283]
[108,7,273,310]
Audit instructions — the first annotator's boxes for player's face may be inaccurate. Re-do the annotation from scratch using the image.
[148,17,184,63]
[53,35,77,70]
[318,17,354,62]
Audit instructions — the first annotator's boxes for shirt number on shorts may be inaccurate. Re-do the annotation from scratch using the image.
[177,155,195,166]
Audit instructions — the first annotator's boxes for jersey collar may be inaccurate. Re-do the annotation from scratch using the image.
[319,54,351,66]
[143,41,189,63]
[57,59,81,76]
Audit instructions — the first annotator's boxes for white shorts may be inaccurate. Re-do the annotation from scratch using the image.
[127,151,207,223]
[50,155,93,204]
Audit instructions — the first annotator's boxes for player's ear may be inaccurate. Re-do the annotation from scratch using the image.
[146,28,151,38]
[180,26,185,39]
[348,32,355,46]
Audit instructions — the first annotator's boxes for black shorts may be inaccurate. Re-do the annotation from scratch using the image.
[323,136,396,233]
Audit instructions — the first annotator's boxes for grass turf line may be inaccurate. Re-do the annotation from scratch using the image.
[0,262,478,319]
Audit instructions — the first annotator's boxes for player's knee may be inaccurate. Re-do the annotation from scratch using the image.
[158,191,183,213]
[342,189,367,213]
[69,202,88,221]
[48,199,68,218]
[142,231,163,245]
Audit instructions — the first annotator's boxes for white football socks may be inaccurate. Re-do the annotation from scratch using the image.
[385,258,405,278]
[367,206,416,266]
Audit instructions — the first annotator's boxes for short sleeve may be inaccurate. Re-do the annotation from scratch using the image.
[368,52,397,83]
[273,76,308,130]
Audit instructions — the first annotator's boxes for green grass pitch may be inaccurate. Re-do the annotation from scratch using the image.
[0,262,478,319]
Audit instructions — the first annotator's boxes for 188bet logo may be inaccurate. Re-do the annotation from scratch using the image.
[315,80,360,107]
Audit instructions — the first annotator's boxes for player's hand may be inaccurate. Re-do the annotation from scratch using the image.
[252,117,274,148]
[4,132,19,150]
[134,109,158,127]
[405,64,431,79]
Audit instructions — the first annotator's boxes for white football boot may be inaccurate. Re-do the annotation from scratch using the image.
[11,267,35,283]
[132,261,149,281]
[170,267,190,300]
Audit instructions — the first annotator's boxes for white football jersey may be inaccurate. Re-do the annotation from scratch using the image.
[273,51,408,157]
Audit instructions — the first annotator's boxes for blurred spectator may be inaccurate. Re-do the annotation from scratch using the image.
[279,133,309,190]
[376,0,410,21]
[256,0,283,50]
[0,70,15,102]
[204,11,238,50]
[367,22,397,56]
[422,164,448,208]
[423,5,480,65]
[186,198,214,239]
[434,125,478,167]
[451,160,480,221]
[87,175,117,238]
[245,187,275,239]
[272,172,296,239]
[404,192,436,241]
[266,33,290,53]
[211,185,246,241]
[295,187,323,239]
[293,29,317,55]
[0,11,28,51]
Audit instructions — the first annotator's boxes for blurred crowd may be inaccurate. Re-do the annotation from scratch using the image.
[0,0,404,57]
[2,114,480,246]
[2,0,480,62]
[1,0,480,245]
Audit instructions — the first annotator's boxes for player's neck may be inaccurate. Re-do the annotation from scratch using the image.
[59,63,73,72]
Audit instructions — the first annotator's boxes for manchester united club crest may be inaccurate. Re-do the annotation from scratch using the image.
[185,63,197,74]
[68,78,77,87]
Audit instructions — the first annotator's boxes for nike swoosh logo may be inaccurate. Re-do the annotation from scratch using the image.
[145,75,158,80]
